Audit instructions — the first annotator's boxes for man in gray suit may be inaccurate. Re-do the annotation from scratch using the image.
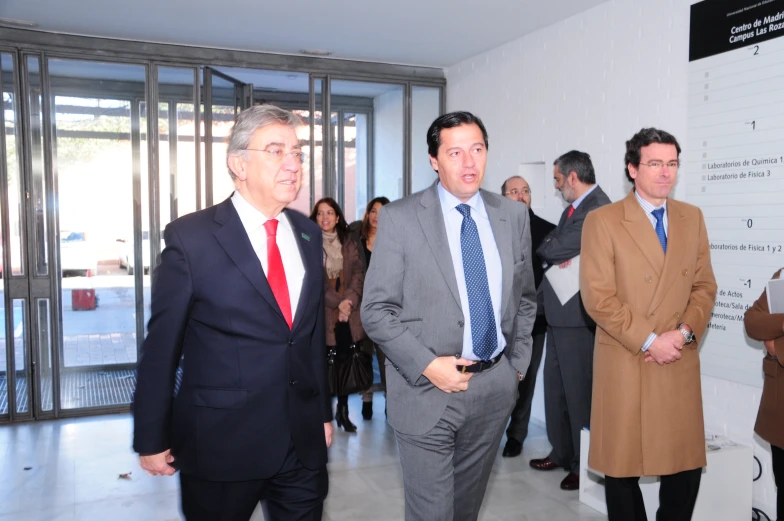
[529,150,610,491]
[361,111,537,521]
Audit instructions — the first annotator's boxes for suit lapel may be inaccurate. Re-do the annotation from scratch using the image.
[621,192,665,275]
[482,191,513,316]
[212,199,285,324]
[417,184,462,310]
[648,200,688,315]
[285,210,318,334]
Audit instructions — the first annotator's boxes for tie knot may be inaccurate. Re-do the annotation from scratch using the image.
[263,219,279,237]
[456,204,471,218]
[651,207,665,222]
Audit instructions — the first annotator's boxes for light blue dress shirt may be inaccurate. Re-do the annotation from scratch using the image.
[569,183,598,211]
[437,183,505,361]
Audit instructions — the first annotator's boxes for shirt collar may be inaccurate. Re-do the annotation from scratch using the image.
[633,189,667,214]
[571,184,598,210]
[231,191,291,232]
[436,182,488,219]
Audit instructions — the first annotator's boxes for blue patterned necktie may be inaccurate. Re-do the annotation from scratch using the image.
[456,204,497,361]
[652,207,667,253]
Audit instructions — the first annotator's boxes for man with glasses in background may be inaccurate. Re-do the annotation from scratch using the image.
[134,105,332,521]
[580,128,716,521]
[500,176,555,458]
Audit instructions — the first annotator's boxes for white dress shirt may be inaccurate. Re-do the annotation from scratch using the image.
[437,183,505,361]
[231,191,305,319]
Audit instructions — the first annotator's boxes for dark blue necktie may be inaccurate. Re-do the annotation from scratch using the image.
[456,204,497,361]
[652,207,667,253]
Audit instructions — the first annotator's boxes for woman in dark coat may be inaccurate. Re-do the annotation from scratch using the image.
[310,197,366,432]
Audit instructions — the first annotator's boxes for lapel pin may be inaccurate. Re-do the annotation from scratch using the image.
[301,233,310,241]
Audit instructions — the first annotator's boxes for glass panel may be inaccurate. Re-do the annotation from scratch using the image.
[48,58,144,410]
[343,113,369,222]
[209,73,238,206]
[12,299,27,414]
[0,293,27,415]
[157,67,199,223]
[158,66,197,294]
[36,299,53,412]
[313,79,324,206]
[332,111,338,203]
[331,81,404,204]
[411,86,441,193]
[27,57,49,276]
[139,99,151,330]
[2,54,24,278]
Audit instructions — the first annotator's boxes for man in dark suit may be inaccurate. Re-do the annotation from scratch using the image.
[362,112,537,521]
[500,176,555,458]
[133,105,332,521]
[529,151,610,491]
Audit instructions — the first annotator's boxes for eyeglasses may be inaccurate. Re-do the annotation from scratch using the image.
[244,147,307,164]
[505,188,531,196]
[639,160,680,171]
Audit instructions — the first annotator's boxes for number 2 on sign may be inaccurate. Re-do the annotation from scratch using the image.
[753,45,760,55]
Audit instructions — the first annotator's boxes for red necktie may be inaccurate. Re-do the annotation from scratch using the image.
[567,205,575,219]
[263,219,293,329]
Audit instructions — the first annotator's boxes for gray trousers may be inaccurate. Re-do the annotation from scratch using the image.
[394,356,519,521]
[505,329,546,443]
[543,325,594,473]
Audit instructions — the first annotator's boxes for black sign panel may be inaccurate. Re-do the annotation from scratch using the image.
[690,0,784,61]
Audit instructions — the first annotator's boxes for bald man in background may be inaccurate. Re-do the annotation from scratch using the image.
[500,176,555,458]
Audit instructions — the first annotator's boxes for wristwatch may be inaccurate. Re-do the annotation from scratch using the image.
[677,323,695,345]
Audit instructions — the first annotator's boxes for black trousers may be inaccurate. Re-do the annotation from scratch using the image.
[179,442,328,521]
[604,468,702,521]
[772,444,784,521]
[505,329,546,443]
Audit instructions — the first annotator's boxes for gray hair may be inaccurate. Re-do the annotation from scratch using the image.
[226,104,304,180]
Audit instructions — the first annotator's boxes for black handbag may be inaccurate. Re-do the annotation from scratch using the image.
[327,322,372,396]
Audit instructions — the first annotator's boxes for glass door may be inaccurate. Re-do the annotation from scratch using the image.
[47,58,148,413]
[0,51,27,420]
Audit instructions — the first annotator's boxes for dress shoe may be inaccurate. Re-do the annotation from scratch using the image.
[362,401,373,420]
[335,404,357,433]
[529,456,559,471]
[502,438,522,458]
[560,472,579,491]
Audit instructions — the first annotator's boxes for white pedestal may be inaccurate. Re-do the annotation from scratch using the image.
[579,429,752,521]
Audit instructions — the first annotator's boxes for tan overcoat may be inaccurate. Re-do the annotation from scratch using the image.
[744,269,784,449]
[580,192,717,477]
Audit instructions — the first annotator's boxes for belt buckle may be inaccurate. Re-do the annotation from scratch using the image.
[461,365,468,374]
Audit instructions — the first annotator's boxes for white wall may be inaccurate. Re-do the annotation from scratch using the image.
[445,0,775,515]
[373,89,404,200]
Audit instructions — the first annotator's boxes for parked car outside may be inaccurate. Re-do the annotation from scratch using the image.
[117,231,164,275]
[60,231,99,277]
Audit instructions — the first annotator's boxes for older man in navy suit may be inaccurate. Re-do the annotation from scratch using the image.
[133,105,331,521]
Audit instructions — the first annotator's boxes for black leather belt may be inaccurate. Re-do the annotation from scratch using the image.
[456,352,504,374]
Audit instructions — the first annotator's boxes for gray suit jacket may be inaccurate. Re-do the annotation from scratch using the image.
[537,185,611,328]
[361,183,537,435]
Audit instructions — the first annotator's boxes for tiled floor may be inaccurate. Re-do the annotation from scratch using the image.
[0,395,607,521]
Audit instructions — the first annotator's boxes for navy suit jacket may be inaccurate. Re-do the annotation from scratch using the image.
[133,197,330,482]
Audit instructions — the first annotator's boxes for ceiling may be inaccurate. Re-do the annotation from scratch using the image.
[0,0,608,68]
